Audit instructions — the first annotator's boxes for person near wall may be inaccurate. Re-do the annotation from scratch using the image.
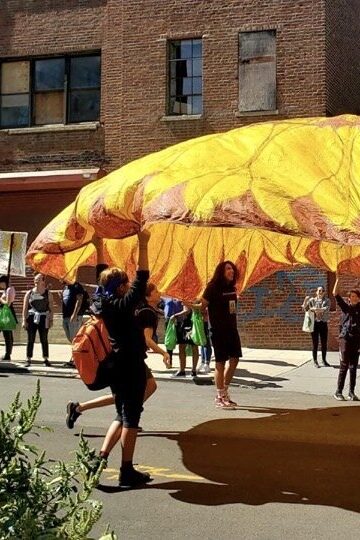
[0,275,17,361]
[162,296,184,367]
[22,273,53,367]
[302,286,331,368]
[187,261,242,409]
[333,275,360,401]
[170,304,199,378]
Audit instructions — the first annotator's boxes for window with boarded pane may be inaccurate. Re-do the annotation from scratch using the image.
[168,38,202,116]
[239,30,276,112]
[0,61,30,127]
[0,54,100,128]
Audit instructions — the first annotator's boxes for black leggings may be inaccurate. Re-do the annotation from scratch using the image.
[2,330,13,357]
[26,315,49,359]
[337,338,359,393]
[311,321,328,362]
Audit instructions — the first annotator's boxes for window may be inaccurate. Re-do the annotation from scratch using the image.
[0,54,100,128]
[239,30,276,113]
[168,38,202,116]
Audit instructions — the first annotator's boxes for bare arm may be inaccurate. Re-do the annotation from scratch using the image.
[302,296,310,311]
[333,275,340,296]
[71,293,83,321]
[183,297,209,311]
[48,291,54,328]
[143,327,171,367]
[137,230,150,271]
[22,291,30,328]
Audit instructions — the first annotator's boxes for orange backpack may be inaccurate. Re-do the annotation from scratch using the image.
[72,316,112,390]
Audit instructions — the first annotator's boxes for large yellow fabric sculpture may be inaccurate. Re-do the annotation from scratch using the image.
[27,115,360,299]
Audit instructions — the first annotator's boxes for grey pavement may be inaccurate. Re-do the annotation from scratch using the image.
[0,341,344,397]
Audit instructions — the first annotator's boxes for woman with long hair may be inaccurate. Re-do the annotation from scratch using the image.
[302,285,331,368]
[22,273,53,367]
[197,261,242,409]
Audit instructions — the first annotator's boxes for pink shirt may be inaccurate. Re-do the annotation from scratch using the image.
[1,286,15,305]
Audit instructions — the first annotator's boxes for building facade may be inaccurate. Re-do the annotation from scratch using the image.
[1,0,360,348]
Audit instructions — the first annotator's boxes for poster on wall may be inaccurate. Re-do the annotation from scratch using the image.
[0,231,28,277]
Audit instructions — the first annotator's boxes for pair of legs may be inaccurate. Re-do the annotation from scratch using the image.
[212,328,241,408]
[26,315,50,365]
[335,338,359,399]
[311,321,329,366]
[200,322,212,366]
[2,330,13,359]
[178,343,199,375]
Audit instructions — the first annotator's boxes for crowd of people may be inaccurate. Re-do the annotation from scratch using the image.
[1,232,360,487]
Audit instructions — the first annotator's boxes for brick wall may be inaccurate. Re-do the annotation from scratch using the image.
[104,0,327,168]
[0,0,106,171]
[239,268,360,351]
[325,0,360,115]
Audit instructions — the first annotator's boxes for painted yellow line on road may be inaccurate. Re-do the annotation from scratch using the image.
[104,466,204,482]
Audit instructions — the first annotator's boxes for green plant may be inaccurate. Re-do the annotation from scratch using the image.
[0,381,116,540]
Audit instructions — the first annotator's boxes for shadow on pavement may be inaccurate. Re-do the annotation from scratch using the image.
[232,367,288,389]
[148,405,360,512]
[240,359,298,367]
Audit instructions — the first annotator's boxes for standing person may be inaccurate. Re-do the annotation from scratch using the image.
[22,274,53,367]
[189,261,241,409]
[302,286,331,368]
[162,296,184,367]
[65,281,171,430]
[0,275,17,361]
[170,306,199,378]
[61,281,86,368]
[333,276,360,401]
[85,230,153,489]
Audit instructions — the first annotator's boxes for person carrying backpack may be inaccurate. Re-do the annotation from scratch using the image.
[61,281,86,368]
[85,230,152,489]
[333,275,360,401]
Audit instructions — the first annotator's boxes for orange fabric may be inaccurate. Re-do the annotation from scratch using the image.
[72,317,111,385]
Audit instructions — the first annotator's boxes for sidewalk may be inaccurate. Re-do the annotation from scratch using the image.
[0,342,311,385]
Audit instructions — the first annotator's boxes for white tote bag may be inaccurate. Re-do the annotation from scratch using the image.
[302,310,315,333]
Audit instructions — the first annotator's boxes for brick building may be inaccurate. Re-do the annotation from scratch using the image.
[1,0,360,348]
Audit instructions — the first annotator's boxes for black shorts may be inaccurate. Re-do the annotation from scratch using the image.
[211,328,242,363]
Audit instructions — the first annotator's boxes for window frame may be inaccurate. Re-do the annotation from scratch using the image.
[0,52,101,129]
[167,37,203,117]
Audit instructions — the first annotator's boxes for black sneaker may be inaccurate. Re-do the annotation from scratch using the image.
[171,370,186,377]
[322,361,330,367]
[1,354,11,361]
[333,392,345,401]
[66,401,81,429]
[63,360,76,368]
[25,359,31,367]
[44,359,51,367]
[313,361,320,368]
[348,392,359,401]
[119,468,152,489]
[191,370,197,378]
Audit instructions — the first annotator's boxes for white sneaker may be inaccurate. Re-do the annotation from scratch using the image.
[198,363,206,373]
[203,364,211,374]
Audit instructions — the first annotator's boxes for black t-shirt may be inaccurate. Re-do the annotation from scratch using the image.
[136,303,158,340]
[62,282,84,318]
[203,281,238,333]
[335,294,360,341]
[94,270,149,361]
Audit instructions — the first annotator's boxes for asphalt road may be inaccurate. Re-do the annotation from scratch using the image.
[1,372,360,539]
